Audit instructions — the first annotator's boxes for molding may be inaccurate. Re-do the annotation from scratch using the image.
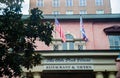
[104,25,120,35]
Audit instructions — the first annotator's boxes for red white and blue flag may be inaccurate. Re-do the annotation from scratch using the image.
[80,16,88,41]
[55,18,66,42]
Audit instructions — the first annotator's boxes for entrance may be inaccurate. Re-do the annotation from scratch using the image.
[41,70,95,78]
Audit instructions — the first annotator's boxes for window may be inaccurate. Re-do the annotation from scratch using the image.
[79,0,86,6]
[95,0,103,6]
[53,35,86,50]
[80,10,87,14]
[104,26,120,50]
[96,10,104,14]
[52,11,60,15]
[62,34,74,50]
[108,36,120,49]
[66,0,73,7]
[52,0,60,7]
[66,10,73,14]
[37,0,44,7]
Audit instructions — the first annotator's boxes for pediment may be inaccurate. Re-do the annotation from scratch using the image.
[104,25,120,35]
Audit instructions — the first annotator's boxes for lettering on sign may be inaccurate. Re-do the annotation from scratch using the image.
[42,58,92,64]
[44,65,94,70]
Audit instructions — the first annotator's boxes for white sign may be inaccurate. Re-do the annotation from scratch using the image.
[44,65,93,70]
[42,58,92,64]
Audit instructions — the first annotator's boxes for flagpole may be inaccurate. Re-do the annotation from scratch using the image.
[54,14,57,42]
[80,15,82,40]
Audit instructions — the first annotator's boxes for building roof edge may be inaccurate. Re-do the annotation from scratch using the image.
[43,14,120,20]
[22,14,120,21]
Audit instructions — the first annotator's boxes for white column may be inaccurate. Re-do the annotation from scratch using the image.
[108,72,115,78]
[96,72,104,78]
[33,72,41,78]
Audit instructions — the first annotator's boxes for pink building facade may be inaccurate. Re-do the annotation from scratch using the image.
[22,14,120,78]
[35,14,120,51]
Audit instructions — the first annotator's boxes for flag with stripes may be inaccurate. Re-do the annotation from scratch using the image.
[55,18,66,42]
[80,16,88,41]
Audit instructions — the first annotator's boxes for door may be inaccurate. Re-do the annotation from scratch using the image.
[41,70,95,78]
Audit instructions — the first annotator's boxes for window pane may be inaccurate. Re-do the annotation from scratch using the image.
[37,0,44,7]
[69,42,74,50]
[66,0,73,6]
[115,41,119,46]
[79,0,86,6]
[66,34,74,39]
[109,35,120,49]
[53,0,60,7]
[95,0,103,6]
[62,42,67,50]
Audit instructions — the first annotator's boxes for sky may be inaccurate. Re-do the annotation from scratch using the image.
[110,0,120,13]
[21,0,30,15]
[21,0,120,14]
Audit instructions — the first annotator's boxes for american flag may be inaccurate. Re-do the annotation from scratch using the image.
[55,18,66,42]
[80,16,88,41]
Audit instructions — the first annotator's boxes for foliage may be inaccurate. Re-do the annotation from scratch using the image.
[0,0,23,12]
[0,0,53,77]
